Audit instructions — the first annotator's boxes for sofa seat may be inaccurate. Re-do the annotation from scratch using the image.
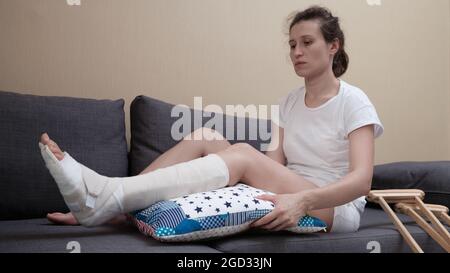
[206,207,449,253]
[0,218,221,253]
[1,208,448,253]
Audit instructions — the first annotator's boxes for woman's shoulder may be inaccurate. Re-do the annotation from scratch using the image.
[278,86,304,106]
[281,86,304,100]
[277,87,304,125]
[278,87,304,108]
[340,80,375,108]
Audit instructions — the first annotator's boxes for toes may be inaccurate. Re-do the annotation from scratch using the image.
[47,142,57,152]
[40,133,50,145]
[39,133,64,156]
[43,132,49,142]
[47,139,60,151]
[40,133,59,151]
[48,147,64,160]
[47,141,57,150]
[49,142,64,158]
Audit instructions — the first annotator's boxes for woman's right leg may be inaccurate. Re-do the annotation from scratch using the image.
[46,128,232,225]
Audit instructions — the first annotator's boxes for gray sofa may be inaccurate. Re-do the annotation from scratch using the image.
[1,90,449,253]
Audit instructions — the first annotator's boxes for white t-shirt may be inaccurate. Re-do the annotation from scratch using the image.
[276,79,384,212]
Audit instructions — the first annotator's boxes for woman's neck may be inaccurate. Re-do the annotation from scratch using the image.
[304,70,340,101]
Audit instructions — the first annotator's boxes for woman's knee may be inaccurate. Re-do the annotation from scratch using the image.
[184,127,231,155]
[184,127,224,141]
[224,143,260,167]
[216,144,255,185]
[226,143,257,155]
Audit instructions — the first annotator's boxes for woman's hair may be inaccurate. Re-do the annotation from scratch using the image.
[289,6,349,77]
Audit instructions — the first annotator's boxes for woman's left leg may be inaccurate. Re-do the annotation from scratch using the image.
[216,143,334,228]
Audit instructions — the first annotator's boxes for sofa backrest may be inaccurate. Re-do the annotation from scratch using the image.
[2,90,448,220]
[372,161,450,208]
[129,95,272,175]
[0,90,129,220]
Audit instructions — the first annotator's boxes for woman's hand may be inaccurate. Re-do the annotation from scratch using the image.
[250,192,309,231]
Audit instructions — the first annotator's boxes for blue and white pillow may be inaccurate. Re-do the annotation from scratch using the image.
[128,183,327,242]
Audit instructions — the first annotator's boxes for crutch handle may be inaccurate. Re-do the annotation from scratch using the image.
[367,189,425,203]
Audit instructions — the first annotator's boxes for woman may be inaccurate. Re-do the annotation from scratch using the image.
[42,6,383,232]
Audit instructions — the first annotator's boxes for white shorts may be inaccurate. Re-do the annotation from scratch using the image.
[331,201,363,233]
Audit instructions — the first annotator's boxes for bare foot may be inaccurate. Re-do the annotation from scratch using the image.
[40,133,65,161]
[47,212,80,226]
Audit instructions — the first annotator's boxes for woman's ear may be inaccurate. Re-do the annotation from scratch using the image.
[329,38,340,55]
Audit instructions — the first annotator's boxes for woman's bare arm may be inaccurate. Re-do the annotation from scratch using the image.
[302,125,375,211]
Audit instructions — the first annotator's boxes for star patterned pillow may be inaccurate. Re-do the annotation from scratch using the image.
[128,183,327,242]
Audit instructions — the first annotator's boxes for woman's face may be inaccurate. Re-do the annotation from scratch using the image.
[289,20,338,79]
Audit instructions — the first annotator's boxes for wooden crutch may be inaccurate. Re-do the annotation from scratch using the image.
[368,189,450,253]
[398,203,450,227]
[400,199,450,245]
[427,204,450,226]
[395,203,450,253]
[367,189,425,253]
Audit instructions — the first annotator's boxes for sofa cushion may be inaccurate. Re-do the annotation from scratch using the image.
[206,207,450,253]
[371,161,450,208]
[0,90,129,220]
[129,95,271,175]
[0,218,220,253]
[128,184,326,242]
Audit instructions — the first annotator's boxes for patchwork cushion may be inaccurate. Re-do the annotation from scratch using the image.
[128,184,327,242]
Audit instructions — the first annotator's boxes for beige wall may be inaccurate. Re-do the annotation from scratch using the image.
[0,0,449,164]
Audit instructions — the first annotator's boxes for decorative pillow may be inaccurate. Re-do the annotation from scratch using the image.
[0,90,128,220]
[372,161,450,208]
[128,184,327,242]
